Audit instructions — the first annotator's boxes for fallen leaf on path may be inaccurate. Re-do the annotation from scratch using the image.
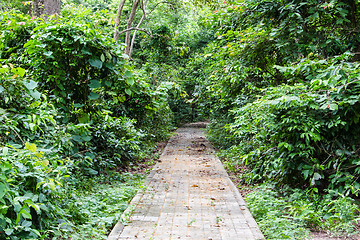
[191,184,199,187]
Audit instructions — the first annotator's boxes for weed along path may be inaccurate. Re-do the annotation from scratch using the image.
[108,123,264,240]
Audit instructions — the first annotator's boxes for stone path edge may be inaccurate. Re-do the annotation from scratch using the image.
[214,157,264,239]
[107,152,164,240]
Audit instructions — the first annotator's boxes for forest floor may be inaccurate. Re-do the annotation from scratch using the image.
[108,123,264,239]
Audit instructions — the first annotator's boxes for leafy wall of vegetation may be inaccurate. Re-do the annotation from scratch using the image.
[0,3,178,239]
[187,0,360,237]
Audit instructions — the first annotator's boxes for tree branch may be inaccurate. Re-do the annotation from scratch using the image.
[118,27,152,36]
[129,0,149,58]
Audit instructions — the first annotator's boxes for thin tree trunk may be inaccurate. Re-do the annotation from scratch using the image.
[125,0,141,56]
[114,0,127,41]
[129,0,149,58]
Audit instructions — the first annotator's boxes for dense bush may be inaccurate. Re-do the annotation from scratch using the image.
[0,5,174,239]
[195,0,360,194]
[227,54,360,194]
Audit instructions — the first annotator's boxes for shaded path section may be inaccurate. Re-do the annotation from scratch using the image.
[108,123,264,240]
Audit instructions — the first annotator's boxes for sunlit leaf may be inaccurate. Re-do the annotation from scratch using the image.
[24,80,38,90]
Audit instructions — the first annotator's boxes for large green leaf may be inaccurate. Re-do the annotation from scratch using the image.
[17,67,26,77]
[89,80,101,89]
[89,92,100,100]
[125,88,132,95]
[126,78,134,86]
[124,70,133,78]
[24,80,38,90]
[30,90,41,100]
[89,58,103,69]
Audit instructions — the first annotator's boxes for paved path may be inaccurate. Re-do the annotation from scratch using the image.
[108,123,264,240]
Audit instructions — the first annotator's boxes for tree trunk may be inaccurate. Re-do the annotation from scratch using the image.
[114,0,127,41]
[33,0,60,18]
[125,0,141,56]
[129,0,149,58]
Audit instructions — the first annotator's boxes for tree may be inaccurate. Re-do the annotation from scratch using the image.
[33,0,61,18]
[125,0,141,56]
[113,0,127,41]
[113,0,174,59]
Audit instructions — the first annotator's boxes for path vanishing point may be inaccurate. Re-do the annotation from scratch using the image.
[108,123,265,240]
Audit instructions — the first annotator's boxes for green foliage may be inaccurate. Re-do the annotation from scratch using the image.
[91,116,145,169]
[198,0,360,194]
[246,184,360,238]
[0,3,175,238]
[0,0,31,14]
[23,20,125,116]
[63,173,143,239]
[0,65,69,239]
[224,54,360,195]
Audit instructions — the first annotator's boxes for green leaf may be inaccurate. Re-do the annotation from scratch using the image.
[72,135,83,142]
[82,135,92,142]
[0,183,7,199]
[0,85,4,93]
[4,229,14,236]
[73,103,84,108]
[22,220,32,228]
[24,80,38,90]
[30,90,41,100]
[125,89,132,95]
[101,54,106,62]
[329,103,338,111]
[78,114,89,123]
[16,67,26,77]
[81,48,92,55]
[89,58,103,69]
[2,147,8,156]
[126,78,134,86]
[25,142,37,153]
[89,92,100,100]
[313,172,322,180]
[124,70,133,78]
[43,51,54,58]
[20,209,32,220]
[89,80,101,89]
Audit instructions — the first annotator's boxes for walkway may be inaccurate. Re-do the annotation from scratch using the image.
[108,123,264,240]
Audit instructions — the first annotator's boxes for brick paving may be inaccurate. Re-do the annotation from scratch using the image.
[108,124,265,240]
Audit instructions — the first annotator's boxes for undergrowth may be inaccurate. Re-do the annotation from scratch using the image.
[243,183,360,239]
[61,172,144,239]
